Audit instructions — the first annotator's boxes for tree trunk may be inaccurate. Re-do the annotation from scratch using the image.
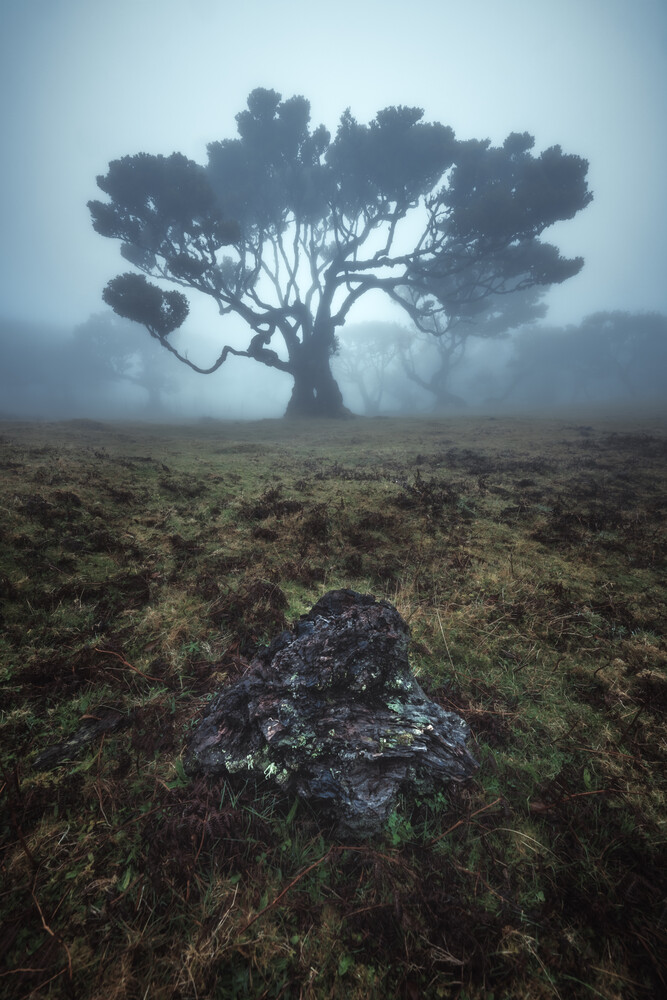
[431,387,467,412]
[144,382,165,416]
[284,339,352,418]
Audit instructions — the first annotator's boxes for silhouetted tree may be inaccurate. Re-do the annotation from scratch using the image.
[89,90,592,418]
[398,286,547,411]
[334,322,411,415]
[72,311,177,414]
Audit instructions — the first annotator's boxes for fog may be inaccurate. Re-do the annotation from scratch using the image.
[1,0,666,421]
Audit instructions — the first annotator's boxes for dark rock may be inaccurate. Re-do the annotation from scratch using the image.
[185,589,478,837]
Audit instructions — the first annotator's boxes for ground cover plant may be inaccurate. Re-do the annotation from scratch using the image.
[1,413,665,999]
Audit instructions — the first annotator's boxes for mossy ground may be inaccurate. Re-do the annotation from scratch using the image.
[1,413,665,999]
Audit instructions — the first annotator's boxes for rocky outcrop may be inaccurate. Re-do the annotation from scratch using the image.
[185,589,478,837]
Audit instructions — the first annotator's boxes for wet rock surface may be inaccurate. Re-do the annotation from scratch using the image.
[185,589,478,836]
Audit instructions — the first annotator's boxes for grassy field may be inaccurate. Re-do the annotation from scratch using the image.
[1,412,665,999]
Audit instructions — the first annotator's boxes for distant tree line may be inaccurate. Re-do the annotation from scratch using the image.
[498,311,667,408]
[0,312,178,420]
[1,308,663,421]
[332,310,667,414]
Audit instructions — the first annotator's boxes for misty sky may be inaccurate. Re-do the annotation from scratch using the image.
[1,0,666,340]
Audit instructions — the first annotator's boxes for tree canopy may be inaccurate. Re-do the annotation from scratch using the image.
[89,88,592,417]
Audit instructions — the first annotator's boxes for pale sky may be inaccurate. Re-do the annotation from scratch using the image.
[1,0,666,337]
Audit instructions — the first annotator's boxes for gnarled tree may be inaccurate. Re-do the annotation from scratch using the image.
[89,90,592,418]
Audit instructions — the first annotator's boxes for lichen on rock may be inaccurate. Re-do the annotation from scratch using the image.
[185,589,478,837]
